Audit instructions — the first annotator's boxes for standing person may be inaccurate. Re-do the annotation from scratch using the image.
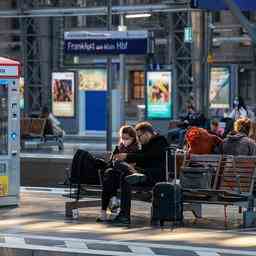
[97,125,139,222]
[229,96,255,121]
[222,117,256,156]
[107,122,168,225]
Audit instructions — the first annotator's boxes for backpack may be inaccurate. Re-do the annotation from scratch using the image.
[70,150,99,185]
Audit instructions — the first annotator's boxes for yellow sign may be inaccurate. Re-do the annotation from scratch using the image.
[0,176,8,196]
[207,52,214,64]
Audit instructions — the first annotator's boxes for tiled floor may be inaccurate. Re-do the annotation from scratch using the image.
[0,190,255,256]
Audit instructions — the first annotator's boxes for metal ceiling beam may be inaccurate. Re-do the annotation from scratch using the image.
[223,0,256,44]
[0,4,193,18]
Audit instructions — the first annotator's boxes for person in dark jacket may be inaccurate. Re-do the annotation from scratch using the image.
[109,121,169,225]
[222,117,256,156]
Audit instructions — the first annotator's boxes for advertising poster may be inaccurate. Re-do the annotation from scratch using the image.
[52,72,75,117]
[209,67,230,109]
[146,71,172,119]
[19,77,24,109]
[79,69,107,91]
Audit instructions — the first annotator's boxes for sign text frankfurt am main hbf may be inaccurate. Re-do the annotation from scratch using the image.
[64,31,149,55]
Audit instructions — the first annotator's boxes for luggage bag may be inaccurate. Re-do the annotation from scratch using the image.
[151,146,183,227]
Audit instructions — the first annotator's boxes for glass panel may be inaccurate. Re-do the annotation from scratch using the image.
[0,83,8,155]
[131,71,145,100]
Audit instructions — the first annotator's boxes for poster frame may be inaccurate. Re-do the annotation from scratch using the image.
[145,70,172,120]
[51,71,75,118]
[78,68,107,91]
[209,65,231,110]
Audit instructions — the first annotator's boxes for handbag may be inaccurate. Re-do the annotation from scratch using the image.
[180,167,213,189]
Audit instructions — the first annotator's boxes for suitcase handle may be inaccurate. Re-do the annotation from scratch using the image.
[165,146,178,184]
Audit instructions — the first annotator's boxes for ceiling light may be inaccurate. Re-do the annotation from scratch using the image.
[125,13,151,19]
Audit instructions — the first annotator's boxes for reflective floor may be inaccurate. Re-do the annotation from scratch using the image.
[0,190,255,256]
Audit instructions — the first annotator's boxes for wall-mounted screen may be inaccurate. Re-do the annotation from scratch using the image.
[209,67,230,109]
[146,71,172,119]
[19,77,24,109]
[79,69,107,91]
[52,72,75,117]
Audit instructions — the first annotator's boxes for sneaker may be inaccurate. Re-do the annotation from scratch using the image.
[125,173,147,185]
[110,214,130,226]
[109,197,120,213]
[96,211,108,223]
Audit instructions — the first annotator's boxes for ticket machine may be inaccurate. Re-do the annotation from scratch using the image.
[0,57,20,206]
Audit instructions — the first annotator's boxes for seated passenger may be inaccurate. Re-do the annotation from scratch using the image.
[40,106,65,136]
[97,125,139,222]
[167,105,206,147]
[103,122,168,225]
[208,119,223,138]
[222,117,256,156]
[185,127,223,155]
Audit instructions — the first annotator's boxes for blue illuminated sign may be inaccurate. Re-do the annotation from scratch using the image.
[11,132,17,141]
[64,31,149,55]
[191,0,256,11]
[64,39,148,55]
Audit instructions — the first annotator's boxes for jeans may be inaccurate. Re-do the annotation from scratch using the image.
[101,161,132,211]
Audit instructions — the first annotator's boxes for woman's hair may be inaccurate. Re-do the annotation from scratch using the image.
[234,117,251,135]
[234,96,247,111]
[119,125,138,144]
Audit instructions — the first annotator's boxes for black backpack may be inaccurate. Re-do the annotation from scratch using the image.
[70,150,99,185]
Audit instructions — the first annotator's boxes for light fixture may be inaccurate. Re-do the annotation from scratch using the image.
[125,13,151,19]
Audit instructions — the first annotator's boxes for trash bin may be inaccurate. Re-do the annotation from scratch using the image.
[137,104,145,121]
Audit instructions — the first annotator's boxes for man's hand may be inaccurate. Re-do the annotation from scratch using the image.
[114,153,127,161]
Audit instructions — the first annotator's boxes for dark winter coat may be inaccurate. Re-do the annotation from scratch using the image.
[126,134,169,183]
[222,132,256,156]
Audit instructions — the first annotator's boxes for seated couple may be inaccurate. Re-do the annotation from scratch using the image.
[98,121,168,225]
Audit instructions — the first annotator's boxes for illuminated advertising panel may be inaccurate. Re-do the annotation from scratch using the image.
[19,77,24,109]
[209,67,230,109]
[52,72,75,117]
[79,69,107,91]
[146,71,172,119]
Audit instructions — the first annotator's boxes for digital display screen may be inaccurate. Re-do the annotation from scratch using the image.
[209,67,230,109]
[146,71,172,119]
[19,77,24,109]
[52,72,75,117]
[79,69,107,91]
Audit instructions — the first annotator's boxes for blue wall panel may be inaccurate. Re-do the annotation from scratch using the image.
[85,91,106,131]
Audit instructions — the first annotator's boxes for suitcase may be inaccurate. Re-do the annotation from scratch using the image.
[151,146,183,227]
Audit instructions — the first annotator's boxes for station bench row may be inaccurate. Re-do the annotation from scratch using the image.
[65,153,256,228]
[21,117,64,150]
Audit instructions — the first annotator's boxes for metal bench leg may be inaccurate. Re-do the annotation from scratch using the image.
[191,203,202,218]
[224,205,228,227]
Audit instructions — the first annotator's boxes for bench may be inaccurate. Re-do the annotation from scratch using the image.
[181,154,256,227]
[21,117,64,151]
[65,151,202,220]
